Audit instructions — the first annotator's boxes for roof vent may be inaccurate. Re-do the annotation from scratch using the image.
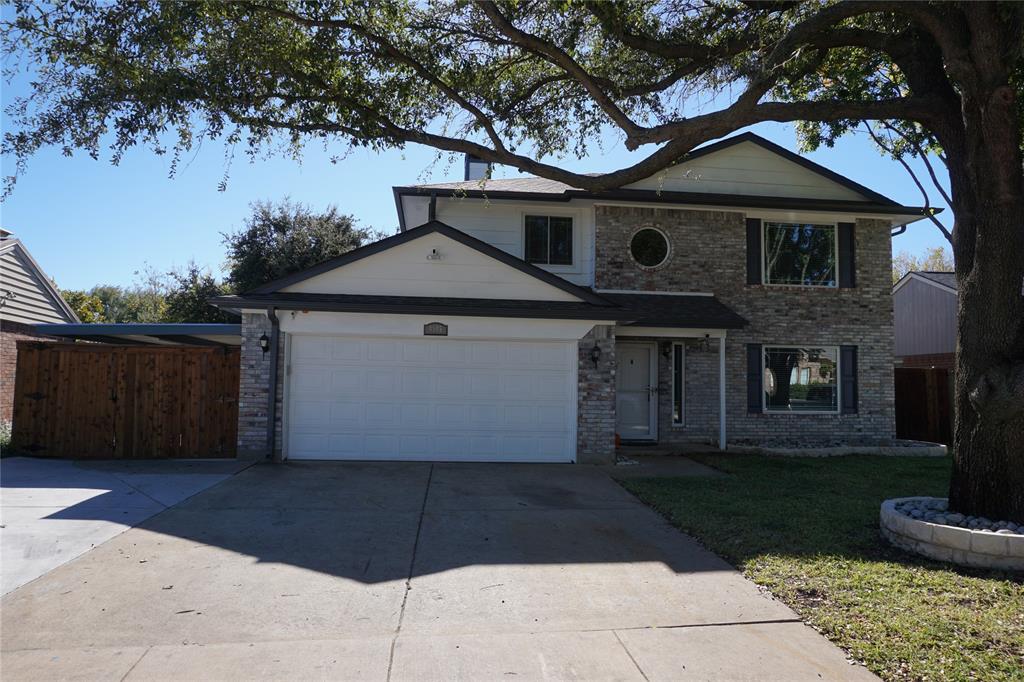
[464,154,491,181]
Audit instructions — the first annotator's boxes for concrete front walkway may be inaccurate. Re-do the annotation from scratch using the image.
[1,461,875,681]
[1,457,251,595]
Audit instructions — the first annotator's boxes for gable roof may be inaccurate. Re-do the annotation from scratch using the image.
[247,220,611,305]
[893,270,957,295]
[0,237,79,324]
[394,132,936,230]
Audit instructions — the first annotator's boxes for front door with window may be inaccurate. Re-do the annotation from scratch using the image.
[616,343,657,441]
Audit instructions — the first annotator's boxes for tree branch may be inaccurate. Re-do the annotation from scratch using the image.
[863,122,951,242]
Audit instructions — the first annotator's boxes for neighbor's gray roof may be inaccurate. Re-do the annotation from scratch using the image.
[914,271,957,290]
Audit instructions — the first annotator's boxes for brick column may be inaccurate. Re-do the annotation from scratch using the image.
[577,325,616,464]
[237,313,284,459]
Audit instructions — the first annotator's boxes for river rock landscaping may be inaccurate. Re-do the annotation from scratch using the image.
[893,498,1022,535]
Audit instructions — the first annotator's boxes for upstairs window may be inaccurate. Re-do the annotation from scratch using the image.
[525,215,573,265]
[763,222,836,287]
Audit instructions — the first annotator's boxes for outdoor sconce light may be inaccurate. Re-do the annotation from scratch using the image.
[661,342,672,359]
[589,344,602,367]
[700,333,711,352]
[258,333,270,354]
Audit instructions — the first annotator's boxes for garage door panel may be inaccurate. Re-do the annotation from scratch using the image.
[330,402,362,424]
[401,371,433,395]
[330,338,365,360]
[287,335,575,462]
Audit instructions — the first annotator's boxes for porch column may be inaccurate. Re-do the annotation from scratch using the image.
[719,335,726,450]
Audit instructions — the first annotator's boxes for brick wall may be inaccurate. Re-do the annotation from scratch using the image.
[577,325,616,463]
[238,313,284,459]
[596,206,896,445]
[0,320,60,425]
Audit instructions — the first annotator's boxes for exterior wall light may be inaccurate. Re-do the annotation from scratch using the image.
[258,333,270,354]
[590,344,602,367]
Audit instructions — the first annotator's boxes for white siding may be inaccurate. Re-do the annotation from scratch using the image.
[0,245,74,324]
[624,141,868,201]
[282,232,582,301]
[433,198,595,286]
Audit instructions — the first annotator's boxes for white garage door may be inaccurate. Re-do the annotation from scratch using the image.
[286,335,577,462]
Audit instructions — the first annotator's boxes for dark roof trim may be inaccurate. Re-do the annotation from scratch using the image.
[247,220,612,306]
[210,293,633,321]
[393,132,925,228]
[392,187,936,226]
[35,323,241,336]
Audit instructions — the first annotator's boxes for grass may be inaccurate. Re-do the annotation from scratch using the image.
[620,454,1024,681]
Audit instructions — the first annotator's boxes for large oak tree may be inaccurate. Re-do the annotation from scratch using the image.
[3,1,1022,520]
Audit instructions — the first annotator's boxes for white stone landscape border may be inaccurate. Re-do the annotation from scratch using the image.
[729,442,947,457]
[880,497,1024,571]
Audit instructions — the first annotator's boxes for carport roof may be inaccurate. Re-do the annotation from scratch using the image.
[35,323,241,346]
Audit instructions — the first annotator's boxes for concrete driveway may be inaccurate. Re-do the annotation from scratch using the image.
[1,461,874,681]
[0,457,251,595]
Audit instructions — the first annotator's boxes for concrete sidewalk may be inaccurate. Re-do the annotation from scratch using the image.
[0,457,251,595]
[2,461,875,681]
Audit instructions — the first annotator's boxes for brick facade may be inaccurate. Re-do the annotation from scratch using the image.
[238,313,284,459]
[233,205,896,461]
[595,206,896,445]
[0,320,60,425]
[577,325,616,464]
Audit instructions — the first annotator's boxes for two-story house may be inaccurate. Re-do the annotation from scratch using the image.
[212,133,934,464]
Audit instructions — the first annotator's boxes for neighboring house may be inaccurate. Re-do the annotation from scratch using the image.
[0,230,79,423]
[212,132,934,464]
[891,270,957,444]
[893,270,957,369]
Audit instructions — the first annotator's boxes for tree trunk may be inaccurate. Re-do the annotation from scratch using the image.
[945,81,1024,523]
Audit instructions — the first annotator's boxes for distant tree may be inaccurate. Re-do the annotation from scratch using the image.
[162,263,236,323]
[892,247,955,284]
[223,199,381,292]
[89,268,167,323]
[60,289,104,323]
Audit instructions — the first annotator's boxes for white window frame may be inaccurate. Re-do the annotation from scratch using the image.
[671,341,685,427]
[762,344,841,415]
[762,222,839,288]
[521,211,578,271]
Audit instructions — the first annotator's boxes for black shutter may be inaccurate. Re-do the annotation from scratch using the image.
[746,344,763,413]
[840,345,858,413]
[746,218,762,285]
[838,222,856,287]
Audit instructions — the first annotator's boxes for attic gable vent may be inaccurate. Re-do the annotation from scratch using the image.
[424,322,448,336]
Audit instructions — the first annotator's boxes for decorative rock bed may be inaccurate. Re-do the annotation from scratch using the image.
[729,439,947,457]
[880,497,1024,570]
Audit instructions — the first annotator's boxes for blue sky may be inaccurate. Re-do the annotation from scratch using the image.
[1,82,952,292]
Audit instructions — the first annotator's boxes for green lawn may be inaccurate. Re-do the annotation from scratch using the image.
[620,455,1024,681]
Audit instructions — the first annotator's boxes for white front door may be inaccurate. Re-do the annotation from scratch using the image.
[285,335,577,462]
[616,343,657,440]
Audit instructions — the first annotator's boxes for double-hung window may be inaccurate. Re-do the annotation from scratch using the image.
[525,215,573,265]
[763,346,839,413]
[763,222,836,287]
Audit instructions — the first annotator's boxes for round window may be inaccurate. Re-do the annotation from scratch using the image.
[630,228,670,268]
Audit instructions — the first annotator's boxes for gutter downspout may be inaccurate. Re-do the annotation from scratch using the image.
[428,193,437,222]
[266,307,282,463]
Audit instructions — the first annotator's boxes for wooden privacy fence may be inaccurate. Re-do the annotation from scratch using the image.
[12,342,239,459]
[894,367,953,445]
